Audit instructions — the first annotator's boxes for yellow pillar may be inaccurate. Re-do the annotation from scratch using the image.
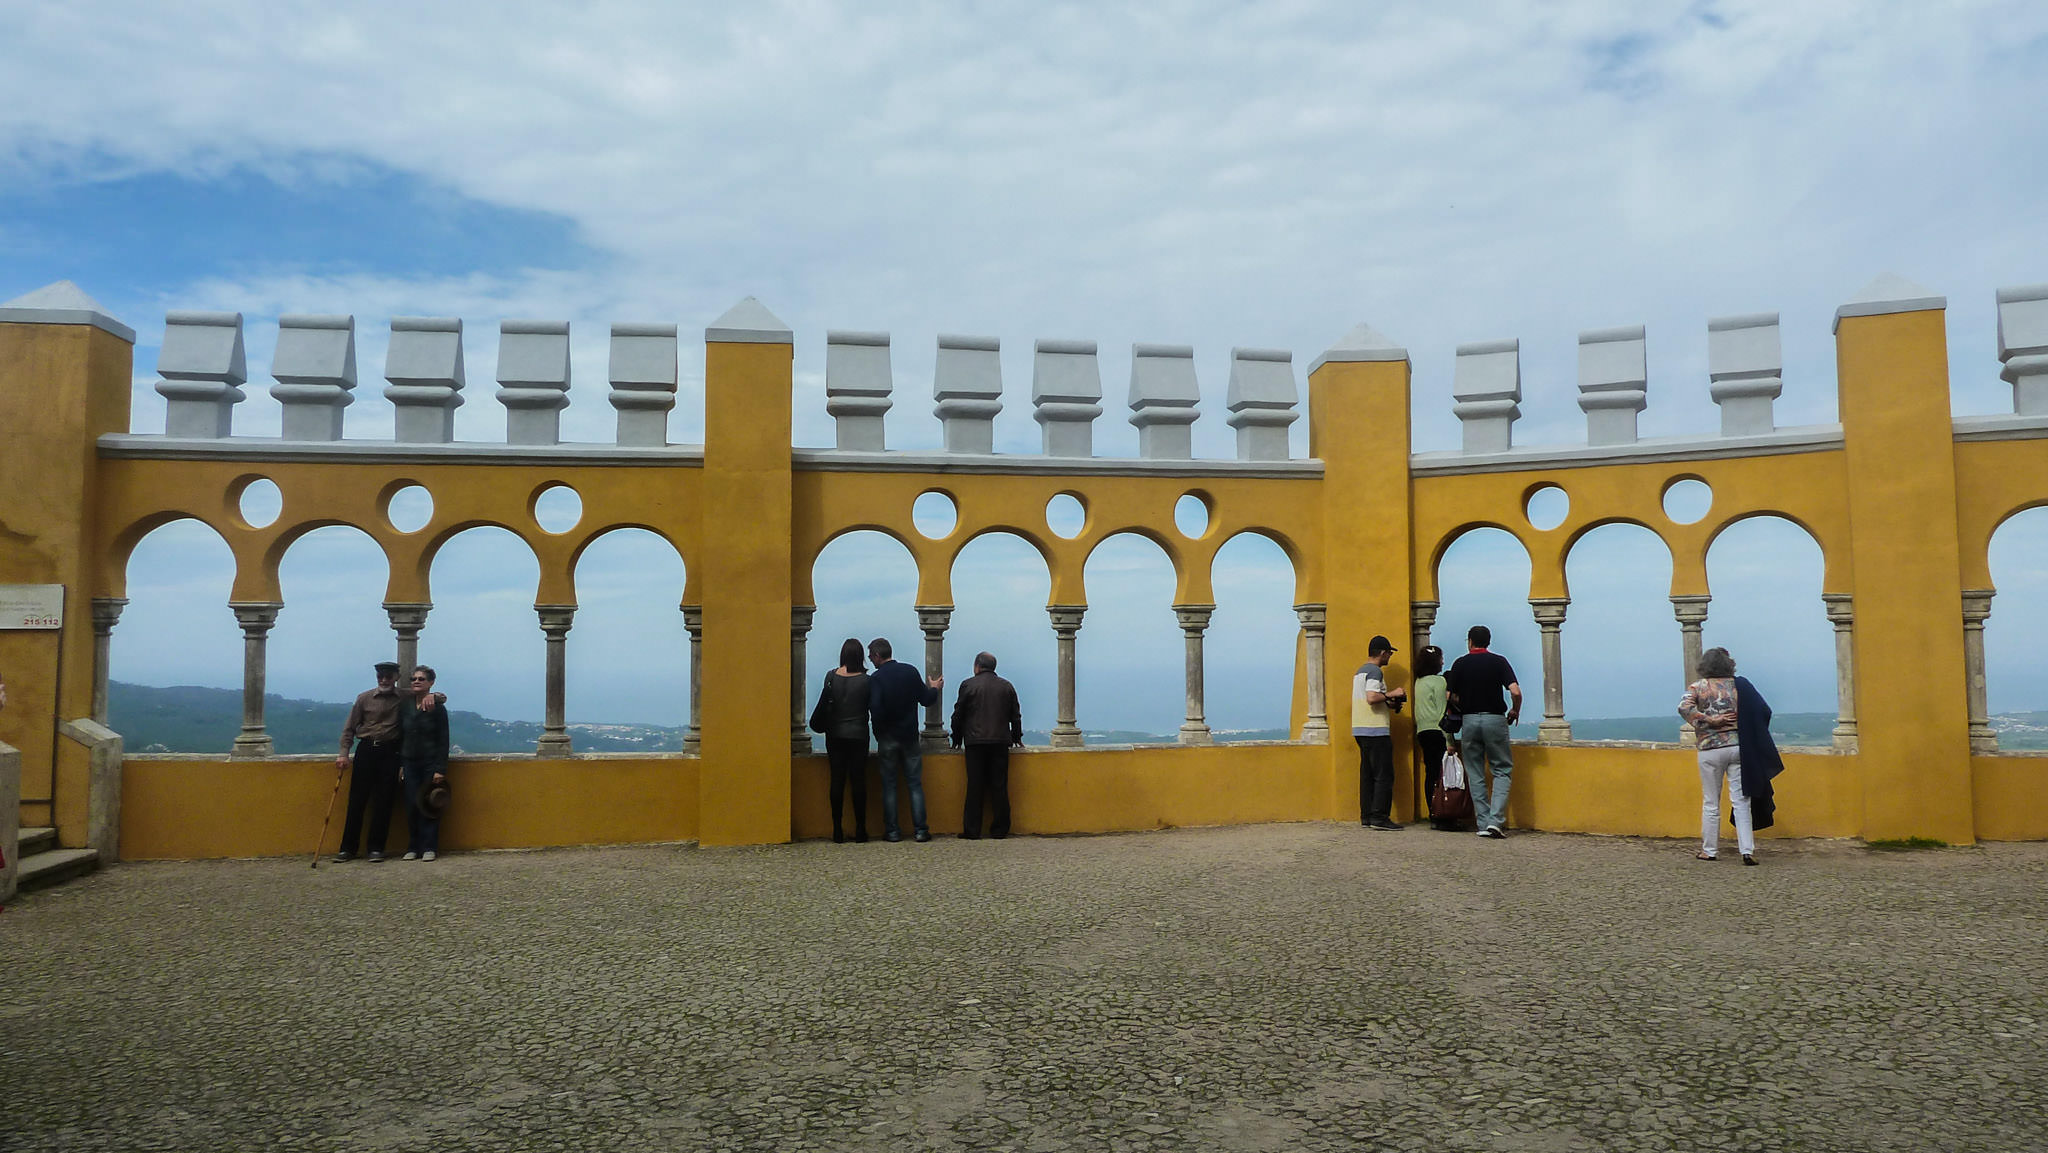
[1833,276,1974,843]
[0,283,134,839]
[1309,325,1414,822]
[696,298,795,845]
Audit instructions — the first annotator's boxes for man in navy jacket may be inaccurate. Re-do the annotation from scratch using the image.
[868,637,942,842]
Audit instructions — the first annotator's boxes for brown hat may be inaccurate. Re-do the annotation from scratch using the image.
[417,773,450,820]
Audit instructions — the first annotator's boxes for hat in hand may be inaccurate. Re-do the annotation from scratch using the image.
[418,773,451,820]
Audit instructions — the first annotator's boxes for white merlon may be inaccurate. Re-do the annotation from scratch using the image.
[156,311,247,439]
[706,296,792,344]
[497,320,571,446]
[1127,343,1200,461]
[933,334,1004,453]
[1578,325,1648,447]
[385,317,466,444]
[271,315,356,442]
[1225,348,1298,462]
[826,330,894,452]
[1833,272,1946,333]
[1452,339,1522,454]
[1996,284,2048,416]
[1032,339,1104,458]
[0,280,136,342]
[1307,322,1409,375]
[608,323,678,447]
[1707,313,1782,437]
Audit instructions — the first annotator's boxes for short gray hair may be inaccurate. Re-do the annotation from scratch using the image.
[1697,647,1735,678]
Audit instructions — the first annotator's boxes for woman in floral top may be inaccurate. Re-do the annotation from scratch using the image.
[1677,647,1755,864]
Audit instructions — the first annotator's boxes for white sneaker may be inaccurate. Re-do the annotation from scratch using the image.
[422,851,437,862]
[401,851,419,861]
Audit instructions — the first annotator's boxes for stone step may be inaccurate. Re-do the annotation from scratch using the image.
[17,826,55,857]
[17,847,98,893]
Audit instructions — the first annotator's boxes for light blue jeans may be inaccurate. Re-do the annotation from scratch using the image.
[1459,713,1514,831]
[874,733,927,837]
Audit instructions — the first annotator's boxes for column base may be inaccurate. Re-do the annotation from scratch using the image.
[1679,725,1698,749]
[1537,720,1572,744]
[1969,732,2000,754]
[536,733,574,756]
[920,733,951,754]
[1832,724,1858,753]
[1177,724,1213,746]
[1049,727,1085,748]
[229,734,275,759]
[790,733,814,756]
[1298,720,1330,745]
[682,733,701,756]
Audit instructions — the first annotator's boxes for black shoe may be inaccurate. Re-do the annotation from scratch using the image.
[832,829,845,844]
[885,831,902,843]
[960,833,982,840]
[990,832,1007,840]
[1375,820,1405,831]
[331,852,353,863]
[1742,854,1759,867]
[914,830,931,843]
[368,851,387,862]
[1483,826,1506,839]
[854,830,869,844]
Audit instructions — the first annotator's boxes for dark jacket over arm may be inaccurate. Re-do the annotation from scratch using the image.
[951,671,1023,746]
[868,660,937,741]
[398,696,451,771]
[1733,675,1784,831]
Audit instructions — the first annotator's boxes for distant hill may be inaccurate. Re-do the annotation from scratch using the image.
[107,682,2048,754]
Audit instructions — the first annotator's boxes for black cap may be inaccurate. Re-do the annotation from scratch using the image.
[1369,635,1396,655]
[374,661,401,675]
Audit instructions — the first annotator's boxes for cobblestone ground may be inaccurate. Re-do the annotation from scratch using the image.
[3,825,2045,1152]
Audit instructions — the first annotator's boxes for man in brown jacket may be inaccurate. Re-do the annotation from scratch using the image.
[949,651,1024,839]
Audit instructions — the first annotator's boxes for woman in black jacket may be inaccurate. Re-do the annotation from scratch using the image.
[399,665,451,861]
[810,639,872,843]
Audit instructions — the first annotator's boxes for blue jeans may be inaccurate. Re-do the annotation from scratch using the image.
[874,733,927,837]
[1459,714,1514,831]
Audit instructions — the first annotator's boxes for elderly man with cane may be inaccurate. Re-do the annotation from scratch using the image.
[329,661,407,863]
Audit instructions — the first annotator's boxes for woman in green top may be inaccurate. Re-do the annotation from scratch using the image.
[1410,646,1454,830]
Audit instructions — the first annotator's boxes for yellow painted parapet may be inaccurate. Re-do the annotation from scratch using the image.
[6,278,2048,854]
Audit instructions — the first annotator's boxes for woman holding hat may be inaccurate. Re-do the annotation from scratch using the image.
[399,664,451,861]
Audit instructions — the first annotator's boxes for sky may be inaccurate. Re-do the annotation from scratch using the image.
[6,1,2048,732]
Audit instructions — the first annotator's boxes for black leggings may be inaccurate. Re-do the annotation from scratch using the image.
[1417,728,1448,826]
[825,737,869,836]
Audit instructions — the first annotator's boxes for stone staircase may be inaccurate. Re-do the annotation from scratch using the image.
[13,826,99,894]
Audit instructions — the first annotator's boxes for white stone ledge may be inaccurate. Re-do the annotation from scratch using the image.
[791,448,1323,479]
[0,306,137,343]
[97,434,706,467]
[1411,424,1845,476]
[1951,413,2048,443]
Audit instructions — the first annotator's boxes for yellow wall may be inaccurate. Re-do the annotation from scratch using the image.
[120,754,699,860]
[1971,755,2048,841]
[1505,745,1862,839]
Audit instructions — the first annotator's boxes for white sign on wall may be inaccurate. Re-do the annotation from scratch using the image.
[0,584,64,630]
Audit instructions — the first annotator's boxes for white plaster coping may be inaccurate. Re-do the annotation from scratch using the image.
[1452,338,1522,402]
[706,296,792,344]
[1032,338,1104,403]
[1951,413,2048,443]
[1997,283,2048,361]
[1307,322,1408,375]
[825,330,894,398]
[609,323,680,387]
[791,448,1322,479]
[1833,272,1946,333]
[97,434,707,467]
[1225,347,1298,410]
[496,319,572,389]
[933,333,1004,399]
[0,280,136,343]
[1577,325,1647,397]
[272,314,357,388]
[1410,423,1845,476]
[1128,342,1200,407]
[385,316,467,386]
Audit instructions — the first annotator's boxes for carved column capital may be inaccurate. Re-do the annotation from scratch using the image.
[1960,588,1996,625]
[681,604,703,635]
[1293,602,1327,633]
[1528,597,1570,627]
[1173,603,1214,633]
[916,604,954,635]
[230,601,283,635]
[91,596,128,635]
[535,604,577,637]
[1409,599,1439,631]
[1047,604,1086,635]
[791,604,816,639]
[1821,592,1854,626]
[384,601,432,634]
[1669,594,1711,625]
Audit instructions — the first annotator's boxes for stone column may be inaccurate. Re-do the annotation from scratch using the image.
[228,602,282,758]
[1409,600,1438,663]
[1175,604,1215,746]
[1671,595,1711,747]
[1822,594,1858,751]
[682,605,703,754]
[1295,604,1329,744]
[536,605,575,755]
[791,606,815,754]
[384,602,431,681]
[89,597,127,725]
[1048,605,1086,747]
[917,606,952,749]
[1962,590,1997,753]
[1529,598,1571,743]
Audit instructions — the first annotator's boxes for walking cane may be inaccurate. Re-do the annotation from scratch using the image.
[311,761,346,869]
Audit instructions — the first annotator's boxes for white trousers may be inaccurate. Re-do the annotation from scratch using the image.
[1698,744,1755,857]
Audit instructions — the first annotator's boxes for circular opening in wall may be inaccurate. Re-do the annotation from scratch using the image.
[1175,492,1210,539]
[1524,485,1569,532]
[386,485,434,534]
[1046,492,1087,540]
[1663,478,1713,525]
[533,484,583,534]
[912,490,958,539]
[237,477,282,529]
